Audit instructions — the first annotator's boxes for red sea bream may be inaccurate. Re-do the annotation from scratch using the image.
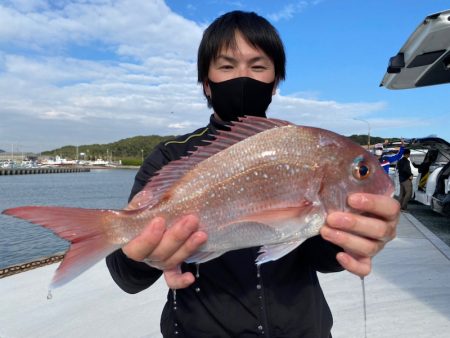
[2,116,394,288]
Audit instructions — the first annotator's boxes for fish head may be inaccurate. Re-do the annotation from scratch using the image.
[317,133,394,213]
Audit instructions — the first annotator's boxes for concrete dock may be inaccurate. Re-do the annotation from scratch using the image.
[0,212,449,338]
[0,167,90,175]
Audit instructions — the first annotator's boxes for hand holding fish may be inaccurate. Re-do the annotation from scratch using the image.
[321,193,400,277]
[122,214,208,289]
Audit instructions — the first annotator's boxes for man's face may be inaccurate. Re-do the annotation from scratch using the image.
[203,31,276,97]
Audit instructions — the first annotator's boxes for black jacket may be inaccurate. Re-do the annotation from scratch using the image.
[397,156,412,183]
[106,115,343,338]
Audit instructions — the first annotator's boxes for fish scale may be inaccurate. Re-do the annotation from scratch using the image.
[160,139,305,225]
[2,116,394,288]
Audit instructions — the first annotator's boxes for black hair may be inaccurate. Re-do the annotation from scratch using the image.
[404,148,411,155]
[197,11,286,104]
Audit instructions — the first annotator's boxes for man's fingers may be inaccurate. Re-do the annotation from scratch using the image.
[347,193,400,221]
[122,217,166,261]
[336,252,372,277]
[149,214,202,263]
[326,212,395,243]
[164,266,196,289]
[160,231,208,268]
[325,193,399,244]
[321,225,384,258]
[322,192,401,278]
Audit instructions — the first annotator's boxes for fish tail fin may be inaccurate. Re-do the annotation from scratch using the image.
[2,206,124,289]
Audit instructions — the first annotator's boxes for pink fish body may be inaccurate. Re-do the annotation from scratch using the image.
[3,116,393,288]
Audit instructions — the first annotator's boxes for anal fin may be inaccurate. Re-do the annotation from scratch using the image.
[256,240,305,264]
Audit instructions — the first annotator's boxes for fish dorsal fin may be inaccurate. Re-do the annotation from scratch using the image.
[135,116,292,206]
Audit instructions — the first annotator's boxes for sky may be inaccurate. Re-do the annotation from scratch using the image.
[0,0,449,153]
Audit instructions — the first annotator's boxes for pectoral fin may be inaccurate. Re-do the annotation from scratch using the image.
[236,200,314,225]
[238,201,325,234]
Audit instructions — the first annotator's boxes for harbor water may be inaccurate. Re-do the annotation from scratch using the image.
[0,169,137,269]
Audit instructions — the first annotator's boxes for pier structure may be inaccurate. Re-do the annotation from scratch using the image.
[0,167,90,175]
[0,255,65,278]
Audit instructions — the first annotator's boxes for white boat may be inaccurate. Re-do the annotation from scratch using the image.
[40,156,77,166]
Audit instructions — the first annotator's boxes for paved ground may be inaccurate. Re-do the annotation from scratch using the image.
[1,212,449,338]
[319,212,450,338]
[407,200,450,246]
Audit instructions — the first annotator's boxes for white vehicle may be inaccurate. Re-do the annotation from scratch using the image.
[380,9,450,90]
[408,137,450,216]
[380,9,450,216]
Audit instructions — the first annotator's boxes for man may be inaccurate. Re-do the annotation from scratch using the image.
[374,142,404,174]
[106,11,399,337]
[397,148,413,210]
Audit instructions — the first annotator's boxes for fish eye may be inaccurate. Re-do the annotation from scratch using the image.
[352,158,370,180]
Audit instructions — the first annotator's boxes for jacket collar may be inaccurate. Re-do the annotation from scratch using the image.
[208,114,232,134]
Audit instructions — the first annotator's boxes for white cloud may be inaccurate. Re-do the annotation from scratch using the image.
[267,1,313,22]
[0,0,206,150]
[41,110,83,121]
[0,0,203,59]
[168,121,196,129]
[0,0,406,153]
[268,90,387,135]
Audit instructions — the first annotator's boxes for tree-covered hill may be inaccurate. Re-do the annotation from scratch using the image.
[42,134,175,164]
[348,135,401,146]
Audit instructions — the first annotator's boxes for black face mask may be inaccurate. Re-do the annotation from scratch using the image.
[208,77,275,122]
